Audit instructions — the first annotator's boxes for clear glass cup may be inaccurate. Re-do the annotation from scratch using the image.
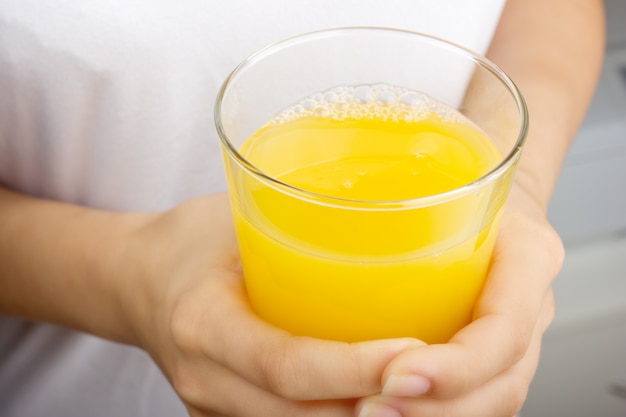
[215,27,527,344]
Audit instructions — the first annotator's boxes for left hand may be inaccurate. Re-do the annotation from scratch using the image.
[356,186,564,417]
[118,193,423,417]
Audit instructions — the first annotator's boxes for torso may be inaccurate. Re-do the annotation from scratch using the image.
[0,1,504,415]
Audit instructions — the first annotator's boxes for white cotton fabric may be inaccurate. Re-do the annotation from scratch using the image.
[0,1,505,415]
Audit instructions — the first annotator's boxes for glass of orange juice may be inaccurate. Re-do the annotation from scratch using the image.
[215,28,527,344]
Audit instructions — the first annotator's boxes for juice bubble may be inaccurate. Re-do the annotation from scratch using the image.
[268,83,461,125]
[354,85,374,103]
[400,92,424,107]
[377,91,395,105]
[324,91,339,103]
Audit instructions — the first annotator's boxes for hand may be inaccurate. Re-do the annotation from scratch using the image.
[117,193,422,416]
[356,185,564,417]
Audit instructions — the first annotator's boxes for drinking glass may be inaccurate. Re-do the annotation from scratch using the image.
[215,27,527,344]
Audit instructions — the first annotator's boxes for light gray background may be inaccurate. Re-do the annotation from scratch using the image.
[522,1,626,415]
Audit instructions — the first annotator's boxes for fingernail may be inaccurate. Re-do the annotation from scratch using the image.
[382,374,431,397]
[358,402,402,417]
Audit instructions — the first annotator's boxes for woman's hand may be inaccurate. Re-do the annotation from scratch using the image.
[354,0,605,413]
[356,186,564,417]
[119,193,422,417]
[132,187,562,417]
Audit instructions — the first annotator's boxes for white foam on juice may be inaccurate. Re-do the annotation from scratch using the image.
[269,84,462,125]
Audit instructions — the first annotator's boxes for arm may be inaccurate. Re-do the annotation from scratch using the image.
[357,0,605,416]
[489,0,605,210]
[0,186,143,343]
[0,185,418,416]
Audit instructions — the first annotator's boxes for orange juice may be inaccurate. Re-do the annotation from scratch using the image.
[230,85,503,343]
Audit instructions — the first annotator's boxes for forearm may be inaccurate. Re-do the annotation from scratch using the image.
[488,0,605,211]
[0,185,146,344]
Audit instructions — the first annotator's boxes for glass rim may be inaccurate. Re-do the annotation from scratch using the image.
[215,26,529,210]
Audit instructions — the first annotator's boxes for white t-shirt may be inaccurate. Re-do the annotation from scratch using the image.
[0,1,505,415]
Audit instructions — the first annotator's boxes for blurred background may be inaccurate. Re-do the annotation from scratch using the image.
[522,0,626,415]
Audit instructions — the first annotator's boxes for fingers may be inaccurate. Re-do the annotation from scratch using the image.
[358,291,551,417]
[378,214,563,400]
[170,266,423,402]
[214,275,421,400]
[156,193,424,407]
[174,347,356,417]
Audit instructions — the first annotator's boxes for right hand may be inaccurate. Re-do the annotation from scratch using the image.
[116,193,422,416]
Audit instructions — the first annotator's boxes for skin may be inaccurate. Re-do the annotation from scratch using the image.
[0,0,605,416]
[358,0,605,415]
